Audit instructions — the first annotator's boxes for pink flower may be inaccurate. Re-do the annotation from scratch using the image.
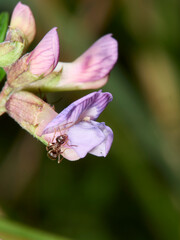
[10,2,36,44]
[26,34,118,91]
[27,27,59,76]
[54,34,118,89]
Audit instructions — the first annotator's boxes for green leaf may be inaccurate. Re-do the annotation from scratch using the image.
[0,67,5,80]
[0,12,9,43]
[0,218,70,240]
[0,12,8,82]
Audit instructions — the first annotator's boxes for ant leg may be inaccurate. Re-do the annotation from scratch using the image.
[67,143,77,147]
[46,128,57,151]
[51,128,58,143]
[60,122,74,132]
[58,154,64,164]
[57,121,73,136]
[59,147,76,163]
[46,142,51,151]
[58,126,62,136]
[64,139,77,148]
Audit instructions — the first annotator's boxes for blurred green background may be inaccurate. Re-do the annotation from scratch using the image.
[0,0,180,239]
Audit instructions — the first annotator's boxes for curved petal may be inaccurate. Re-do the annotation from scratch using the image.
[57,34,118,84]
[42,91,112,134]
[89,122,113,157]
[67,121,105,158]
[27,27,59,76]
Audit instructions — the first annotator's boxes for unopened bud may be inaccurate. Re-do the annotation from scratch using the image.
[6,91,57,144]
[7,28,59,88]
[9,2,36,46]
[27,27,59,76]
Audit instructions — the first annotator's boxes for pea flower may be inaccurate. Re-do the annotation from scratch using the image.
[7,27,59,88]
[41,91,113,161]
[26,34,118,91]
[6,90,113,161]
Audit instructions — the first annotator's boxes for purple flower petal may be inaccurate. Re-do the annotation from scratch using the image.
[27,27,59,76]
[42,91,112,134]
[89,122,113,157]
[67,121,105,158]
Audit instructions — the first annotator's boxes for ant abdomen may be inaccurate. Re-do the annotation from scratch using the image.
[47,150,58,160]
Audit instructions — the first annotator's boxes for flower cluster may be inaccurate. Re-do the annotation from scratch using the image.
[0,2,118,162]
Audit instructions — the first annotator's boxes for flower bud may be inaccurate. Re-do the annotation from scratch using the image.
[7,28,59,88]
[5,91,57,145]
[9,2,36,45]
[27,27,59,76]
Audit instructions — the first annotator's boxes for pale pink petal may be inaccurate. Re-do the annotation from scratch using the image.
[61,148,80,161]
[27,27,59,76]
[56,34,118,85]
[10,2,36,44]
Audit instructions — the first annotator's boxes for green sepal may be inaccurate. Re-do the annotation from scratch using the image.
[9,70,39,88]
[0,41,24,67]
[26,71,62,91]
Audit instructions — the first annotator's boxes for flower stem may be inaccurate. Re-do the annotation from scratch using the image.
[0,82,13,116]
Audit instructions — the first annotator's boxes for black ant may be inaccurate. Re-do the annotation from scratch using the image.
[46,134,68,163]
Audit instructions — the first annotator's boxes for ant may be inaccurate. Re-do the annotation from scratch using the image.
[46,134,68,163]
[46,122,76,163]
